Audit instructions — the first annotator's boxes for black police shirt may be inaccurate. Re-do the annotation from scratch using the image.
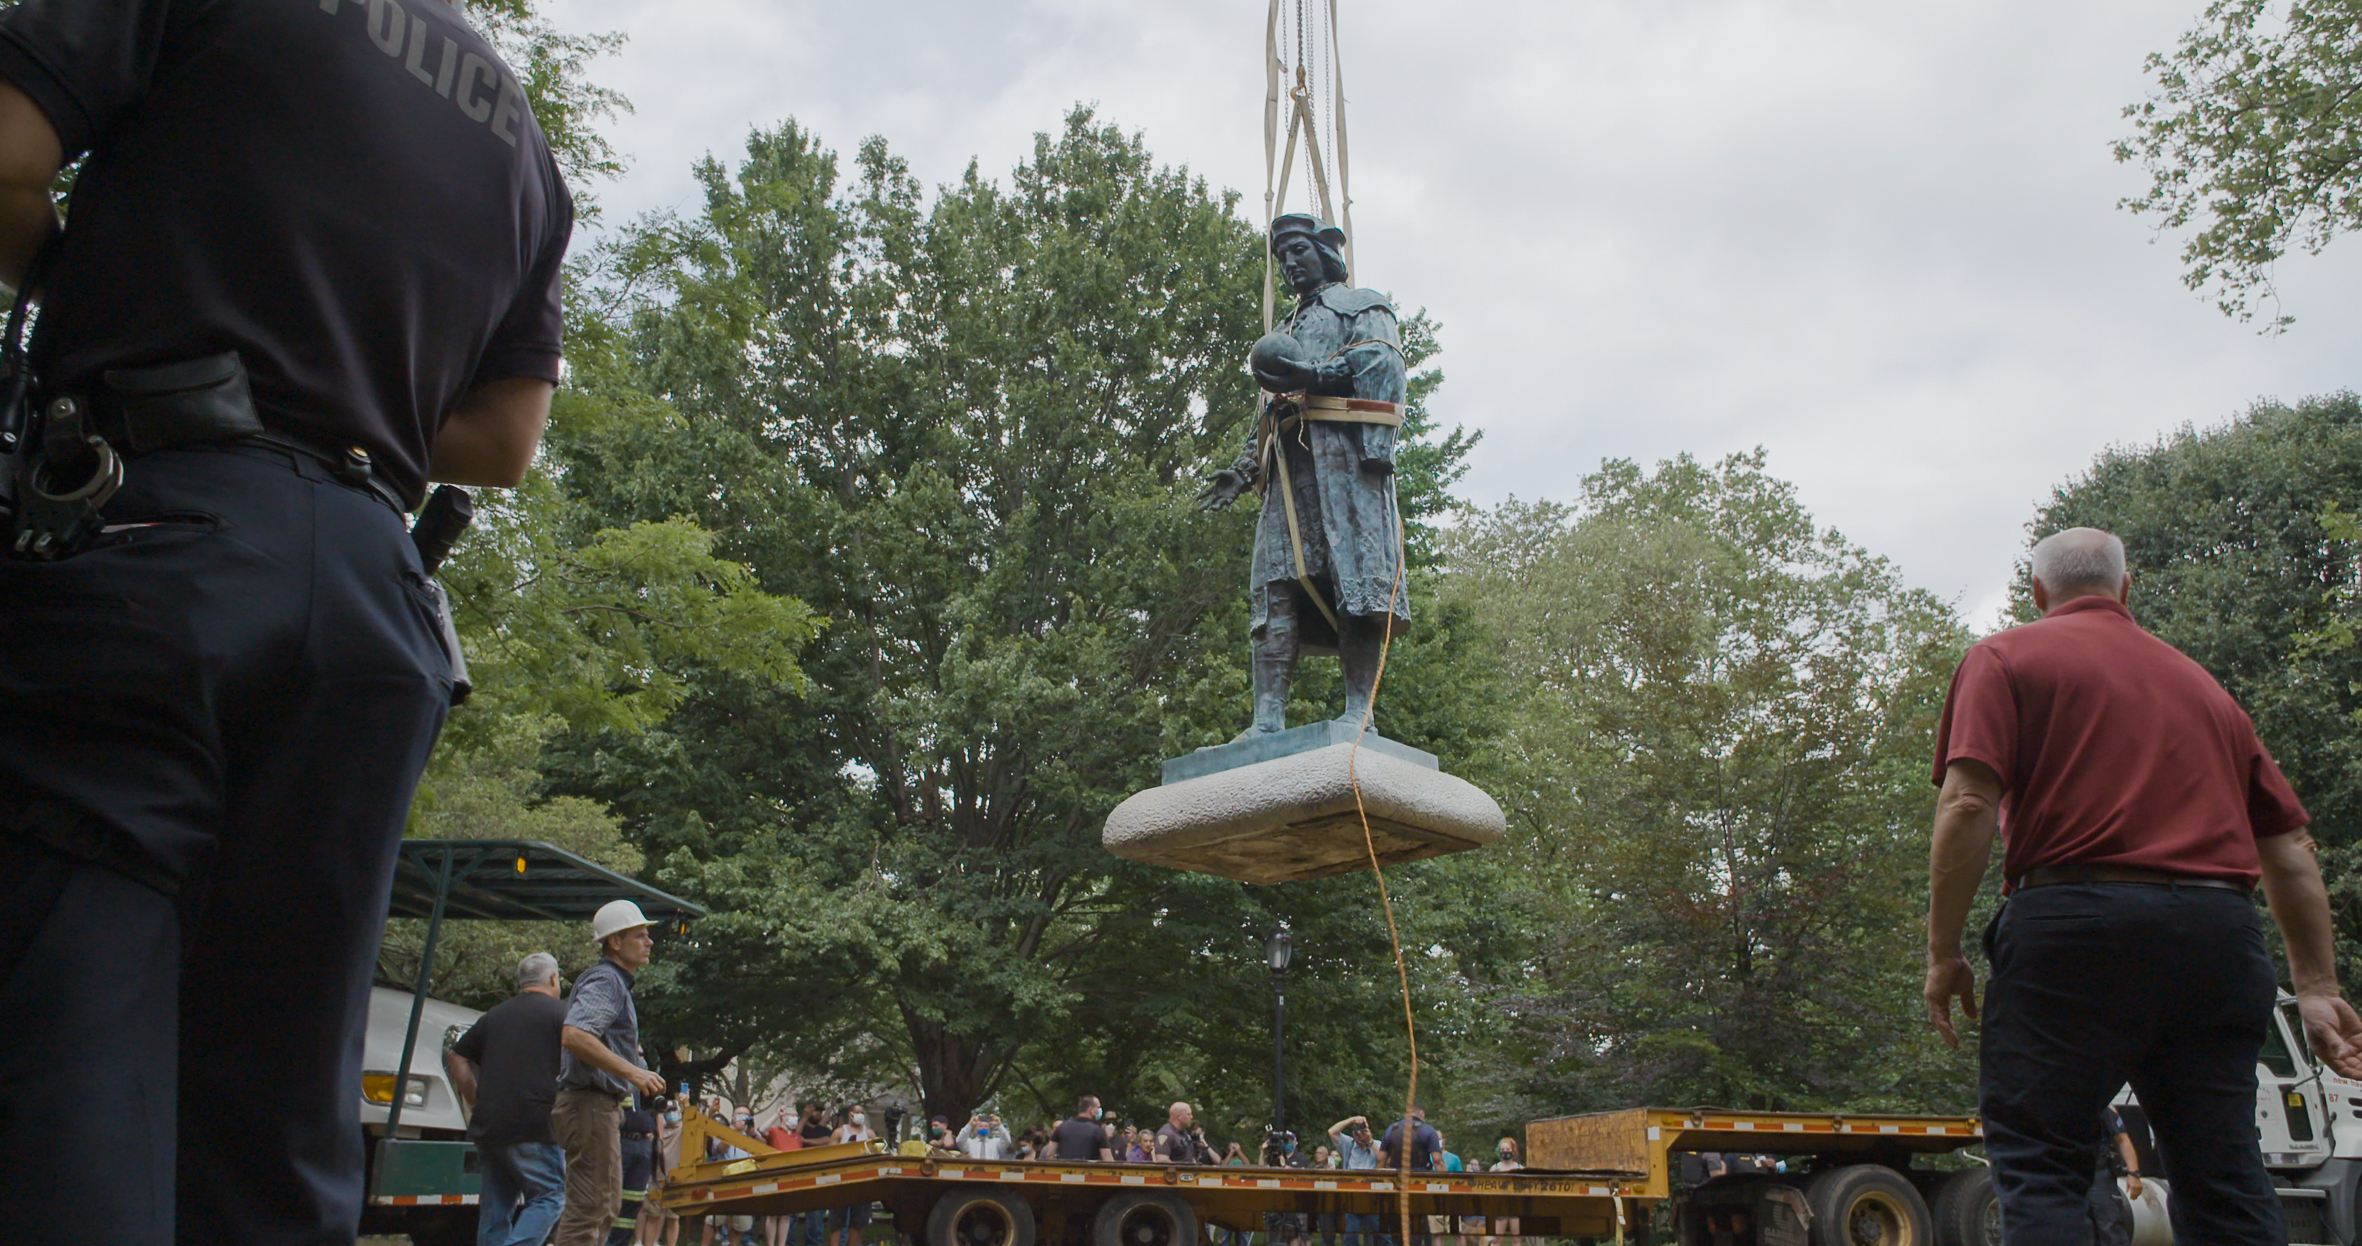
[1050,1115,1108,1162]
[0,0,573,508]
[448,989,569,1147]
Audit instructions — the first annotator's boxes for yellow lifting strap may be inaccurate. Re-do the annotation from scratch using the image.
[1263,0,1356,326]
[1255,393,1404,635]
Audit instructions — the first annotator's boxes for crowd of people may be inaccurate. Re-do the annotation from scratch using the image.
[551,1090,1532,1246]
[444,914,1522,1246]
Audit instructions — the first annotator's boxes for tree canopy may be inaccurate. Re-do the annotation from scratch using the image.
[2118,0,2362,325]
[394,0,2002,1140]
[537,109,1507,1132]
[1439,455,1976,1118]
[2023,391,2362,977]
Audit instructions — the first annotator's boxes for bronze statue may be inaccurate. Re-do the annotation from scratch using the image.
[1199,213,1408,738]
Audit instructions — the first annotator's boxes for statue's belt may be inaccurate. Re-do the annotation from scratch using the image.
[1256,394,1405,634]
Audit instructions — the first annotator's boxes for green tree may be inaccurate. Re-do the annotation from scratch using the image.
[388,0,823,1016]
[2023,391,2362,976]
[2117,0,2362,325]
[1439,453,1976,1118]
[546,108,1508,1125]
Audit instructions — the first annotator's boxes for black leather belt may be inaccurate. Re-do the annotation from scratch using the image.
[235,431,406,515]
[2015,864,2249,894]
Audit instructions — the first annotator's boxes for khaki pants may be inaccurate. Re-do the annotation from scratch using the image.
[552,1086,625,1246]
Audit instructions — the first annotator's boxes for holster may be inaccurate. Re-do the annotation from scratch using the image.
[417,575,473,706]
[94,352,264,452]
[8,351,266,559]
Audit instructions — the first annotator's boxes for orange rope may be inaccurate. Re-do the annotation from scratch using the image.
[1347,487,1416,1246]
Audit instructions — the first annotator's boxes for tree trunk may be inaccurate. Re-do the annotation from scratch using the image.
[905,1006,1012,1124]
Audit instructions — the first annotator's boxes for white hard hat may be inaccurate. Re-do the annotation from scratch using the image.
[592,899,653,943]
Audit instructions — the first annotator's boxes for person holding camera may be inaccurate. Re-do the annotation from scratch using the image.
[1328,1117,1385,1246]
[1261,1131,1313,1246]
[963,1111,1013,1160]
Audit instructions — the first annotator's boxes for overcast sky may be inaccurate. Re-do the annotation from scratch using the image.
[541,0,2362,630]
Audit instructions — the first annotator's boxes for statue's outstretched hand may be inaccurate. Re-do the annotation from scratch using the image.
[1197,468,1251,511]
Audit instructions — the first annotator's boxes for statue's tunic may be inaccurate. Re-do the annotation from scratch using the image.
[1247,282,1410,651]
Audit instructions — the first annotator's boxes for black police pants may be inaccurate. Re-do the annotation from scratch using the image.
[609,1132,655,1246]
[1980,882,2283,1246]
[0,445,449,1246]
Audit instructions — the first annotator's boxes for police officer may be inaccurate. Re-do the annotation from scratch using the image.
[0,2,571,1243]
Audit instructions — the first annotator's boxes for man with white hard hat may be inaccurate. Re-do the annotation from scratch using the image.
[553,900,668,1246]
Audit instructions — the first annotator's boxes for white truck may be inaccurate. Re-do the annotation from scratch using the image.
[355,985,485,1246]
[2103,992,2362,1246]
[1556,993,2352,1246]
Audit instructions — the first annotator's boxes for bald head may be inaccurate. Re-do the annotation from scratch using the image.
[2030,527,2128,606]
[1168,1102,1194,1129]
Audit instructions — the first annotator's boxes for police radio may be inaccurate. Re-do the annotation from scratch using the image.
[411,483,474,705]
[0,250,48,531]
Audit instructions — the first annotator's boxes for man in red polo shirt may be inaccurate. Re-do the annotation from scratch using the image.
[1925,526,2362,1246]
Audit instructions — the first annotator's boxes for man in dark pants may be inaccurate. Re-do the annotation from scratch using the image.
[0,2,571,1243]
[610,1094,659,1246]
[555,901,669,1246]
[449,952,574,1246]
[1925,526,2362,1246]
[2088,1108,2142,1246]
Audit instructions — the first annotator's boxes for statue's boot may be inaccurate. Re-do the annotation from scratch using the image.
[1232,615,1298,742]
[1335,616,1386,731]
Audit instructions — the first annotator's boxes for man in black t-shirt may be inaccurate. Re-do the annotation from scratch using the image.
[1047,1095,1115,1162]
[0,2,570,1243]
[1378,1104,1442,1174]
[447,953,572,1246]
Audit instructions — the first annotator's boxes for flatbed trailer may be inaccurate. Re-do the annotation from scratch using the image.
[655,1105,1990,1246]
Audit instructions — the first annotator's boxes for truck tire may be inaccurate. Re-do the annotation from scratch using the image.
[1928,1168,1998,1246]
[1807,1164,1933,1246]
[926,1188,1037,1246]
[1092,1191,1199,1246]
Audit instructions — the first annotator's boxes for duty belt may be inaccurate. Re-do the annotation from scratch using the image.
[2013,863,2249,894]
[1255,392,1404,634]
[84,352,406,514]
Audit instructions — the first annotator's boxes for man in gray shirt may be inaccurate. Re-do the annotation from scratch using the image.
[552,901,667,1246]
[1328,1116,1383,1246]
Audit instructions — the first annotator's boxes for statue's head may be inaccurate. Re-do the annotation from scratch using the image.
[1270,213,1349,294]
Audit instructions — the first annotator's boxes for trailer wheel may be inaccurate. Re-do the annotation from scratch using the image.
[926,1189,1036,1246]
[1091,1191,1199,1246]
[1929,1168,1998,1246]
[1806,1164,1933,1246]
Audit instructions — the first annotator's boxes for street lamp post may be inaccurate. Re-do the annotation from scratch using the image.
[1268,927,1293,1141]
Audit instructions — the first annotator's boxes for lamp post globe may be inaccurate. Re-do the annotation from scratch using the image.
[1268,928,1294,975]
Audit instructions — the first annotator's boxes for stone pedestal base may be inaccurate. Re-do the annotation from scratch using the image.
[1103,722,1505,885]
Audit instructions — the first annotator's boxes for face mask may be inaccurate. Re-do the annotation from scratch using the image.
[851,1114,866,1127]
[667,1110,682,1124]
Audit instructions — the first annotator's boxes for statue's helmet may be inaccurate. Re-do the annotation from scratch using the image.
[1269,212,1347,257]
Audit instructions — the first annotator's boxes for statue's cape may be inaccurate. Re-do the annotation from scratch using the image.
[1303,284,1393,320]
